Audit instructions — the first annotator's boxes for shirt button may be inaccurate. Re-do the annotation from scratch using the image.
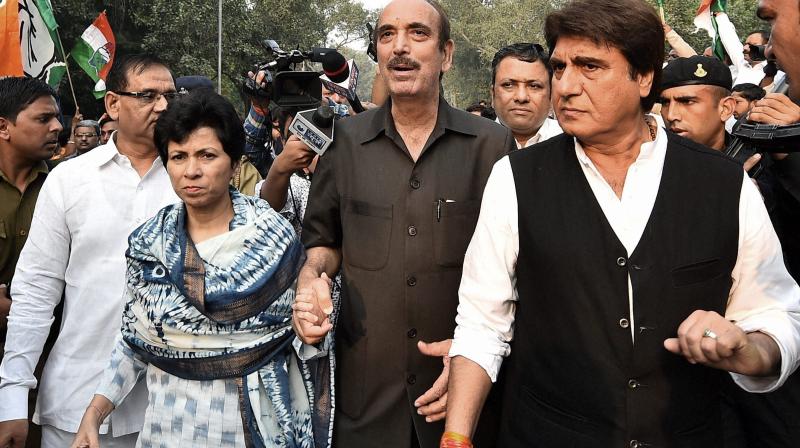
[407,328,417,338]
[628,379,640,389]
[407,374,416,385]
[617,257,627,267]
[19,229,27,236]
[407,276,417,287]
[410,178,421,189]
[407,225,417,236]
[619,318,630,329]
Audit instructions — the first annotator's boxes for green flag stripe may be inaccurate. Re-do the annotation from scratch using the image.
[71,39,102,83]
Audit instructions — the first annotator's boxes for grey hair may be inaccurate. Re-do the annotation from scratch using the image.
[75,119,100,136]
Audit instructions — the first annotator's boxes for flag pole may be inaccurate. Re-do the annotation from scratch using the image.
[217,0,222,94]
[54,27,78,109]
[659,6,665,22]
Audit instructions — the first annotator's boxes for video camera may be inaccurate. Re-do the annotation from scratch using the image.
[243,40,353,156]
[242,39,339,111]
[724,79,800,178]
[746,44,768,62]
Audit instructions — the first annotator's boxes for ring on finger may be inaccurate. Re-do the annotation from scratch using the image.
[702,328,718,340]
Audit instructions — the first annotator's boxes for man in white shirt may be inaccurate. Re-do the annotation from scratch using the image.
[0,54,180,448]
[490,43,561,149]
[443,1,800,447]
[716,13,776,87]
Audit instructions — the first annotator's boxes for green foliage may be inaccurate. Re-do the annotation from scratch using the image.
[48,0,370,118]
[438,0,766,108]
[649,0,768,56]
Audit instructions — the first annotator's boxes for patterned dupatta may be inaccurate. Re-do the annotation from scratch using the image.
[122,189,333,448]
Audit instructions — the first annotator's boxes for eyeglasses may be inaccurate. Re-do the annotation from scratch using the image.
[114,90,186,103]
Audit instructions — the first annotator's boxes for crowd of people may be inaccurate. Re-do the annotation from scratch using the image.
[1,0,800,447]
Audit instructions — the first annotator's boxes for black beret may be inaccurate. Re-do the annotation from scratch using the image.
[175,75,214,93]
[661,56,732,91]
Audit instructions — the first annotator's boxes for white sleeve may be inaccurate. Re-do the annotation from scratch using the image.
[0,171,70,421]
[727,174,800,392]
[715,13,747,73]
[449,157,519,383]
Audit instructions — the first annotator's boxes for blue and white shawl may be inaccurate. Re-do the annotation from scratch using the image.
[122,189,333,448]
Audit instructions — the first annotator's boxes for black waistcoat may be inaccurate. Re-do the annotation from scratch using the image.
[499,132,743,448]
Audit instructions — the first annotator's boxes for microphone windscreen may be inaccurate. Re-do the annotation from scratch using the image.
[322,51,350,83]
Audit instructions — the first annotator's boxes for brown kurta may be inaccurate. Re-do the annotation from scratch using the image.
[303,97,514,447]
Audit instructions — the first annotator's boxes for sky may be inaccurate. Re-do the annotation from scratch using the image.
[342,0,390,51]
[358,0,390,10]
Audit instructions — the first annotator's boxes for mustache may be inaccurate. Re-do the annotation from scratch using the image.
[387,56,421,70]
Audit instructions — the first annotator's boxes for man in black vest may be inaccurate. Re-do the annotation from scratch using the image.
[442,1,800,447]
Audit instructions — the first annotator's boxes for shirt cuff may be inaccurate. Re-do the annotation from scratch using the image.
[729,315,799,393]
[449,325,510,383]
[292,333,332,361]
[0,385,29,422]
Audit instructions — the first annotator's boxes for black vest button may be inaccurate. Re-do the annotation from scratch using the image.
[408,225,418,236]
[407,276,417,287]
[629,441,640,448]
[407,328,417,338]
[617,257,627,267]
[407,374,417,385]
[628,379,640,389]
[619,318,630,329]
[410,178,421,189]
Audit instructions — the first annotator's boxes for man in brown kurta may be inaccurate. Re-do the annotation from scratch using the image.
[294,1,515,446]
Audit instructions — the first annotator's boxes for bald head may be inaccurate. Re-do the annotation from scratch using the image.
[377,0,450,50]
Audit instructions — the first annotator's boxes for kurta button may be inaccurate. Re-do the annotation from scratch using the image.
[619,318,629,329]
[628,379,640,389]
[407,328,417,338]
[408,225,417,236]
[616,257,627,267]
[407,374,416,385]
[410,178,421,189]
[407,276,417,287]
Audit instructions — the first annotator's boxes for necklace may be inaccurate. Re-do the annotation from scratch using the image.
[644,116,657,141]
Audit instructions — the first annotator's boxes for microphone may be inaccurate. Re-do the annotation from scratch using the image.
[319,50,365,113]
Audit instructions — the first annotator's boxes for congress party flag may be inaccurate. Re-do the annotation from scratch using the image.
[694,0,728,61]
[0,0,23,76]
[71,11,115,99]
[21,0,66,86]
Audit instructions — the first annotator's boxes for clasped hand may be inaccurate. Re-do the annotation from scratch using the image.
[292,273,334,345]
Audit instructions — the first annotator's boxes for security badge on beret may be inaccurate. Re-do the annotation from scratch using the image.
[694,64,708,78]
[661,55,732,91]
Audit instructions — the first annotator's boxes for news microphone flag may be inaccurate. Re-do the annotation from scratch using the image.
[694,0,728,62]
[71,11,116,99]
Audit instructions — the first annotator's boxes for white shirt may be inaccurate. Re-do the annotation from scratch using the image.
[496,117,563,149]
[450,125,800,394]
[716,13,767,87]
[0,139,179,435]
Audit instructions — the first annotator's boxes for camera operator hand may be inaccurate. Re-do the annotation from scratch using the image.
[750,93,800,126]
[749,93,800,160]
[260,135,316,212]
[246,70,271,113]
